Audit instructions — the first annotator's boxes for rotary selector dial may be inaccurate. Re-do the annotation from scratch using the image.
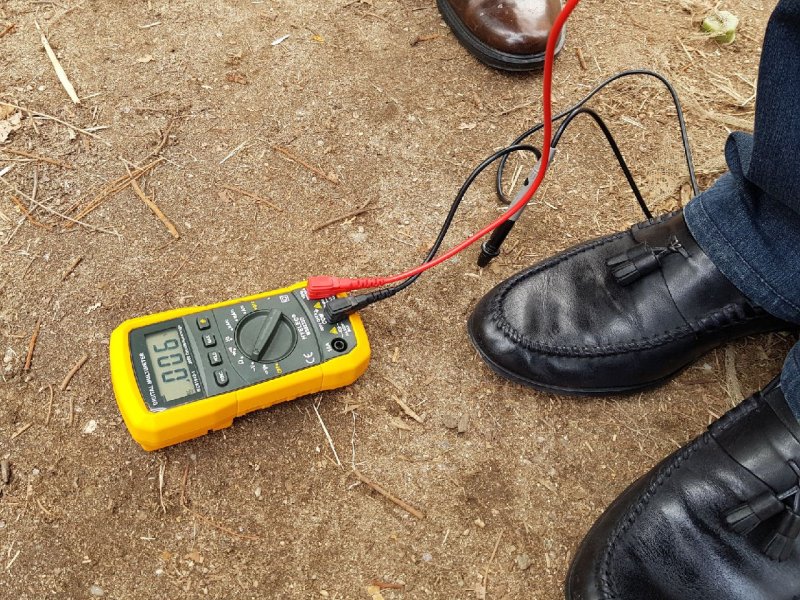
[235,309,297,363]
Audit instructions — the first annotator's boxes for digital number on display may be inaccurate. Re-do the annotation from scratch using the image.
[144,329,196,402]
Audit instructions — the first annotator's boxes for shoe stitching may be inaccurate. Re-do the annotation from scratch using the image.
[488,233,769,357]
[598,393,763,599]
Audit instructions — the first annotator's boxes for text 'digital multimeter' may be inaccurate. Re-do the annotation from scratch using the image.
[110,282,370,451]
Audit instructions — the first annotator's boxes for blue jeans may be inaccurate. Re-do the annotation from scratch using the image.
[684,0,800,418]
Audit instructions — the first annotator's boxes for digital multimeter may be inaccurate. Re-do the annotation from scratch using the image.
[109,282,370,451]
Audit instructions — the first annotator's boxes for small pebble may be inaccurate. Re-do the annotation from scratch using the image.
[457,414,470,434]
[422,552,432,562]
[89,584,104,597]
[443,414,459,429]
[516,554,532,571]
[474,518,485,528]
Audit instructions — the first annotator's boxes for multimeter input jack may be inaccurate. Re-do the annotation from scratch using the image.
[331,338,348,352]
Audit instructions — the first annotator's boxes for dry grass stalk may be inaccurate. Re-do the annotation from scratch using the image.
[0,101,108,143]
[36,21,80,104]
[313,401,342,467]
[0,23,15,39]
[66,158,163,226]
[1,148,73,169]
[724,347,743,405]
[11,423,33,440]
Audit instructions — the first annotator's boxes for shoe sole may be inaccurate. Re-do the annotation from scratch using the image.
[436,0,566,72]
[467,326,685,396]
[466,320,794,397]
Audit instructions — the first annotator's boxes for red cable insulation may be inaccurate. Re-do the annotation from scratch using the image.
[307,0,582,300]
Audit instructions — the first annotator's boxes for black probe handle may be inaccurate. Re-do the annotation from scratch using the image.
[477,220,517,267]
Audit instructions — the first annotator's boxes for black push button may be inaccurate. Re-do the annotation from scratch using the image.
[197,316,211,330]
[208,351,222,366]
[202,333,217,348]
[214,370,229,387]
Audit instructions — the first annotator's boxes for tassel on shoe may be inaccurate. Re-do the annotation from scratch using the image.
[763,509,800,561]
[607,236,689,286]
[725,492,786,534]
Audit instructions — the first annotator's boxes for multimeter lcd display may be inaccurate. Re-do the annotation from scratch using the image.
[145,329,196,402]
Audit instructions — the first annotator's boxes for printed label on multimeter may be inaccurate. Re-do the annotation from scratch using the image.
[130,289,356,412]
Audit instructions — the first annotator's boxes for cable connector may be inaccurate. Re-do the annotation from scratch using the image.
[323,296,364,323]
[306,276,387,300]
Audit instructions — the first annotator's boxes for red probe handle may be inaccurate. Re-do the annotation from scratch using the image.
[307,0,582,301]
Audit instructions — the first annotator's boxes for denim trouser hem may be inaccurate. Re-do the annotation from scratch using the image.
[684,133,800,326]
[685,192,800,324]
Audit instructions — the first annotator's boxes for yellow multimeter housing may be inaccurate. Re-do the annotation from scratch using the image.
[110,281,370,451]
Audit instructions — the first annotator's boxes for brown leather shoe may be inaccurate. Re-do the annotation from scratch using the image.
[437,0,565,71]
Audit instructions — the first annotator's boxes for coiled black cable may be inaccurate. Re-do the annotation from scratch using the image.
[324,70,699,322]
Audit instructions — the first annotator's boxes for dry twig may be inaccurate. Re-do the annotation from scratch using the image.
[124,163,180,239]
[219,184,282,211]
[60,353,88,391]
[67,158,163,226]
[141,118,176,162]
[576,47,588,71]
[183,506,262,541]
[312,199,376,232]
[45,385,54,426]
[352,469,425,519]
[411,33,442,46]
[9,196,51,229]
[392,395,424,424]
[273,145,340,184]
[483,530,503,593]
[62,256,83,281]
[24,318,41,371]
[0,23,16,39]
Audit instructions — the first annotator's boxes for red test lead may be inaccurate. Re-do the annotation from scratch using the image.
[306,0,582,301]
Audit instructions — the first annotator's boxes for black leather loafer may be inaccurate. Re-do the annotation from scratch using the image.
[468,210,793,395]
[567,377,800,600]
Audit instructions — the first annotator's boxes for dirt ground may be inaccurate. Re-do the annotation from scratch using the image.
[0,0,794,598]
